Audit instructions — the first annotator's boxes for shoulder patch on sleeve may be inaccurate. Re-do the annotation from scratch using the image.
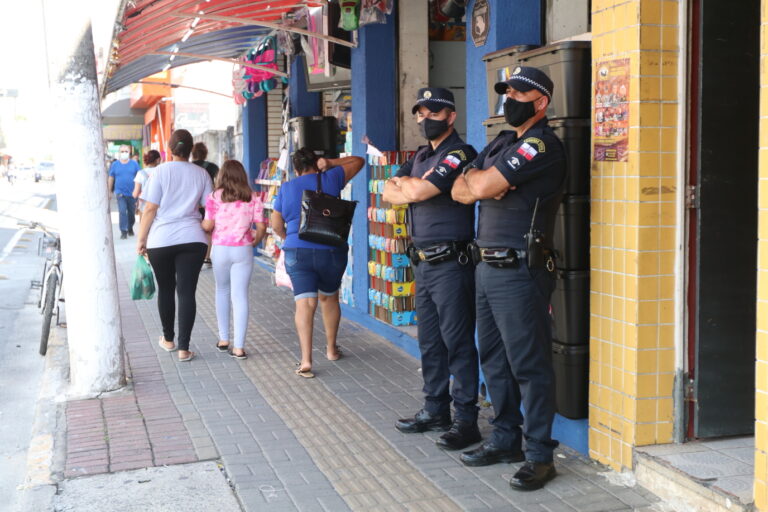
[505,155,523,171]
[522,137,546,152]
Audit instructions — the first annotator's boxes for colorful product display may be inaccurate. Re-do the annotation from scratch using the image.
[368,151,417,326]
[254,158,283,260]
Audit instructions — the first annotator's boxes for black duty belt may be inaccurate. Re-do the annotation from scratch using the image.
[469,243,556,270]
[408,241,472,266]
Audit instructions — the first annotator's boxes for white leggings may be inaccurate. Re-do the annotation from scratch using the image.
[211,245,253,349]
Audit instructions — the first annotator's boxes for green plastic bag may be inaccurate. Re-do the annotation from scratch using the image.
[130,255,156,300]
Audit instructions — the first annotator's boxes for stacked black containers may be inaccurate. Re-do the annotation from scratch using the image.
[484,43,592,419]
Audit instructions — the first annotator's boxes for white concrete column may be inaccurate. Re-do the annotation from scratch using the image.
[44,1,125,396]
[398,0,429,150]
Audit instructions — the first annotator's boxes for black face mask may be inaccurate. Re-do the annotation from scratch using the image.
[419,118,450,140]
[503,97,537,127]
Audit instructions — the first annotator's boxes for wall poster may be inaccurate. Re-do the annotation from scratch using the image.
[593,58,630,162]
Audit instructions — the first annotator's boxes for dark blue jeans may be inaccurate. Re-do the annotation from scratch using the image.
[116,194,136,234]
[475,261,559,462]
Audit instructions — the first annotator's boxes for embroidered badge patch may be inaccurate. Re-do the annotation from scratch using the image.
[506,156,522,170]
[522,137,546,152]
[443,154,461,169]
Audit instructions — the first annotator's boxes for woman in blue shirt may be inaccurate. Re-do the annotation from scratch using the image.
[271,148,364,378]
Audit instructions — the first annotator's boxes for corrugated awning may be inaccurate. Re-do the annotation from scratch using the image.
[105,0,323,95]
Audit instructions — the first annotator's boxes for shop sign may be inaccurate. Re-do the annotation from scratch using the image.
[471,0,490,47]
[594,58,630,162]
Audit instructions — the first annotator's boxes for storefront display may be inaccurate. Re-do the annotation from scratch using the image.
[367,151,417,327]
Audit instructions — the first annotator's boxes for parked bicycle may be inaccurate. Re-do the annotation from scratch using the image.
[21,221,64,356]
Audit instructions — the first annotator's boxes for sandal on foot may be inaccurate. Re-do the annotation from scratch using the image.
[178,351,195,362]
[230,350,247,360]
[327,347,343,361]
[215,342,230,352]
[295,365,315,378]
[158,337,177,352]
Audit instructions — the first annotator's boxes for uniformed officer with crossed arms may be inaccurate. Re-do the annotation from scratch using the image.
[383,88,481,450]
[451,67,566,490]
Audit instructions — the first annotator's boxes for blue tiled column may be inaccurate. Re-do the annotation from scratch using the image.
[242,95,268,187]
[465,0,542,152]
[350,11,398,315]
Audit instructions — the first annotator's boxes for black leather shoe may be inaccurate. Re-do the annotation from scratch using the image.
[395,409,451,433]
[120,232,127,240]
[436,420,481,450]
[509,461,556,491]
[460,442,525,466]
[128,230,134,236]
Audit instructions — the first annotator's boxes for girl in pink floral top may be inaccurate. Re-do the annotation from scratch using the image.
[202,160,267,359]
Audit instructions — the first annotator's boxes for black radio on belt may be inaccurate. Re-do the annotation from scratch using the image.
[524,198,555,271]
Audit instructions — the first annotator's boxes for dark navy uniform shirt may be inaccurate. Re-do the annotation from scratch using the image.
[472,117,567,249]
[395,130,477,247]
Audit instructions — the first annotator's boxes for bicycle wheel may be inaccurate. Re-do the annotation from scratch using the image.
[40,272,58,356]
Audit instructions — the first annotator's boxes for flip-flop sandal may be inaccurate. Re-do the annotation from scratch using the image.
[230,351,247,360]
[295,365,315,378]
[215,342,230,352]
[327,347,343,361]
[178,352,196,362]
[158,336,177,352]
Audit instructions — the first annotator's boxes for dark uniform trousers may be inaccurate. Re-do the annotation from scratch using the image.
[476,261,559,462]
[415,259,479,423]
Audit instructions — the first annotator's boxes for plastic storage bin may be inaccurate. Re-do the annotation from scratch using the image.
[549,118,591,195]
[552,341,589,419]
[552,195,590,270]
[483,116,509,144]
[516,42,592,119]
[483,44,540,117]
[550,270,589,346]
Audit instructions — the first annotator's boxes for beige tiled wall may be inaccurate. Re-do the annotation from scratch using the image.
[589,0,679,471]
[755,2,768,509]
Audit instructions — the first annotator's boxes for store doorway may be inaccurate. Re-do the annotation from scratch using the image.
[686,0,759,439]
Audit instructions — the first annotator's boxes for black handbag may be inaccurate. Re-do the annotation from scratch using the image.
[298,170,357,247]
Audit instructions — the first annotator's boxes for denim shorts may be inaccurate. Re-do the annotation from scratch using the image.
[283,247,348,300]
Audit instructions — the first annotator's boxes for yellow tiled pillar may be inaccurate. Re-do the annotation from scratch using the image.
[755,3,768,509]
[589,0,679,470]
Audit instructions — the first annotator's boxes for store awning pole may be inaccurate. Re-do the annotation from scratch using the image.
[171,12,358,48]
[152,51,289,78]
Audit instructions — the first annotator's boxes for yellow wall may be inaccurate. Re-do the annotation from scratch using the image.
[589,0,679,470]
[756,3,768,509]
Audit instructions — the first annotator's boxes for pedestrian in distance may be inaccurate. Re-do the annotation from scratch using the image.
[136,129,213,363]
[270,148,364,378]
[133,149,162,222]
[451,66,567,491]
[383,87,482,451]
[109,144,140,239]
[193,142,220,268]
[202,160,267,360]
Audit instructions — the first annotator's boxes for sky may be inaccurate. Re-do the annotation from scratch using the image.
[0,0,121,161]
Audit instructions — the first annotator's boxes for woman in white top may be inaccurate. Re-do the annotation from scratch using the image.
[132,149,161,221]
[136,129,213,362]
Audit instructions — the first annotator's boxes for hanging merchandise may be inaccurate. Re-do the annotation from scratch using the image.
[339,0,360,31]
[240,36,288,100]
[276,29,302,56]
[359,0,392,26]
[432,0,466,23]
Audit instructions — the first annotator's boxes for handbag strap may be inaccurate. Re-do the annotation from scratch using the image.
[315,169,324,193]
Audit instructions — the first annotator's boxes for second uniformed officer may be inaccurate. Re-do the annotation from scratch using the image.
[383,88,481,450]
[451,67,566,490]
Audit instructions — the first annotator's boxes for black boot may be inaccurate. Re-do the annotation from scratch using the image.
[509,461,556,491]
[395,409,451,433]
[460,442,525,466]
[436,420,481,450]
[120,232,127,240]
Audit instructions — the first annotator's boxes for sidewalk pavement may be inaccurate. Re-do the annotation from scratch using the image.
[51,233,666,512]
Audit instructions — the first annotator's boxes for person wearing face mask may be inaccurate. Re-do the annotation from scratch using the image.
[382,88,480,451]
[451,66,566,491]
[108,145,141,239]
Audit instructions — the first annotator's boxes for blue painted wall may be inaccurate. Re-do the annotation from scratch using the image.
[242,95,268,186]
[289,55,322,118]
[464,0,542,153]
[350,10,398,316]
